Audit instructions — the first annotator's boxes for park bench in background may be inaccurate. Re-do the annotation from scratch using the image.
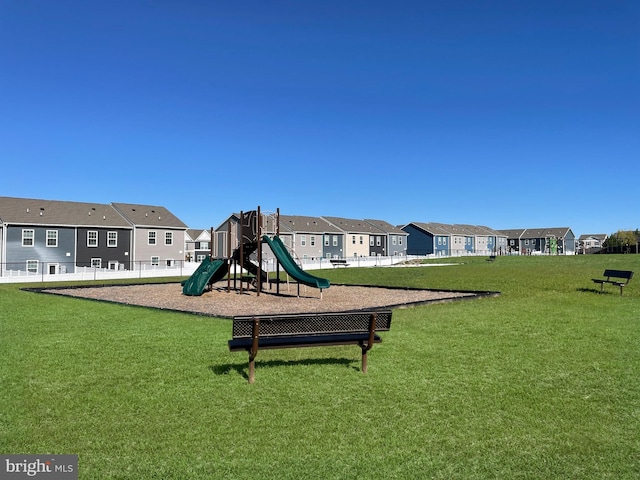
[591,269,633,295]
[330,259,349,267]
[228,310,392,383]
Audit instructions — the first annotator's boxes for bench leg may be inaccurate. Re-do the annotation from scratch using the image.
[360,313,378,374]
[361,349,368,374]
[248,356,256,384]
[248,318,260,384]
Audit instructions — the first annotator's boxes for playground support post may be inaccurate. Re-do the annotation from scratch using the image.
[256,205,261,296]
[276,207,280,295]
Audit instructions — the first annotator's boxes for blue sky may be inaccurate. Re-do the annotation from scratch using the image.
[1,1,638,237]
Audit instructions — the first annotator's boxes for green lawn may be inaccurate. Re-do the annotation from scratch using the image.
[1,255,639,479]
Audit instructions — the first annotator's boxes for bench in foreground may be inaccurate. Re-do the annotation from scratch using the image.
[591,269,633,295]
[228,310,392,383]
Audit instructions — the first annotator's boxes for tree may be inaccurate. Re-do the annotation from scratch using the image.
[605,230,638,253]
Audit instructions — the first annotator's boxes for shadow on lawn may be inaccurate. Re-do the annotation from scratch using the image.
[577,287,617,295]
[210,357,358,380]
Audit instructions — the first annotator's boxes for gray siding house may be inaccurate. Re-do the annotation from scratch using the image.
[112,203,188,268]
[278,215,342,261]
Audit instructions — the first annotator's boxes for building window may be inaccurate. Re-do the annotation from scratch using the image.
[399,236,402,245]
[392,236,397,246]
[376,237,381,247]
[148,231,157,245]
[359,236,364,245]
[108,231,118,247]
[438,237,442,245]
[333,236,338,247]
[26,260,38,273]
[22,229,35,247]
[91,258,102,268]
[310,236,315,247]
[151,256,159,266]
[443,238,447,245]
[370,237,374,246]
[165,232,173,246]
[301,235,306,246]
[324,236,329,246]
[46,230,58,247]
[352,235,356,245]
[87,231,98,247]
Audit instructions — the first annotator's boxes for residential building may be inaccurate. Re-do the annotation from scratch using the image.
[186,229,212,262]
[110,203,188,267]
[0,196,132,275]
[499,227,576,255]
[578,234,607,254]
[402,222,452,256]
[364,219,408,257]
[321,216,379,258]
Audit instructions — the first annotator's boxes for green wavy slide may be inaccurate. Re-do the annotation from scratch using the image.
[182,257,228,296]
[262,235,330,290]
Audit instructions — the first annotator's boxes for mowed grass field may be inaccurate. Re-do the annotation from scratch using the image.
[1,255,639,479]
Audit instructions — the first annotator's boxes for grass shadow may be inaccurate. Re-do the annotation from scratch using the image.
[210,357,358,380]
[577,287,612,295]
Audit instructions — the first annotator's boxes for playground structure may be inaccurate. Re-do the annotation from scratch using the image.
[182,207,330,297]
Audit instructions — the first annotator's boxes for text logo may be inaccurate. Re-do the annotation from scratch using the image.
[1,455,77,479]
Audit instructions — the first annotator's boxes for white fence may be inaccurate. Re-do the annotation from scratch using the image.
[0,253,501,284]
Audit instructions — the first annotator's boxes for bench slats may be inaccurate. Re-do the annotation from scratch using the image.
[232,311,392,338]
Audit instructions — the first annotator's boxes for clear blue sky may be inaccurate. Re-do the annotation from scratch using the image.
[1,1,638,237]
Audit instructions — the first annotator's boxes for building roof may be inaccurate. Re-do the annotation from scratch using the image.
[322,216,383,234]
[498,229,527,238]
[578,234,607,242]
[111,202,188,229]
[404,222,453,236]
[0,196,131,228]
[499,227,574,239]
[522,227,573,238]
[279,215,341,234]
[364,219,408,235]
[186,229,210,241]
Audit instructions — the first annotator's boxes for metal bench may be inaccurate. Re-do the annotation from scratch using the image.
[330,259,350,267]
[591,269,633,295]
[228,310,392,383]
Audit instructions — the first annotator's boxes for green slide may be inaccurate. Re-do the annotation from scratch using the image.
[263,235,330,290]
[182,257,228,296]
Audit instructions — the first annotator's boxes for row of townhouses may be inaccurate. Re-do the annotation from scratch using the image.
[0,197,188,276]
[1,197,579,276]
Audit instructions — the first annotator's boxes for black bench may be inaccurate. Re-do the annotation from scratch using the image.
[330,259,349,267]
[592,269,633,295]
[228,310,392,383]
[487,255,496,262]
